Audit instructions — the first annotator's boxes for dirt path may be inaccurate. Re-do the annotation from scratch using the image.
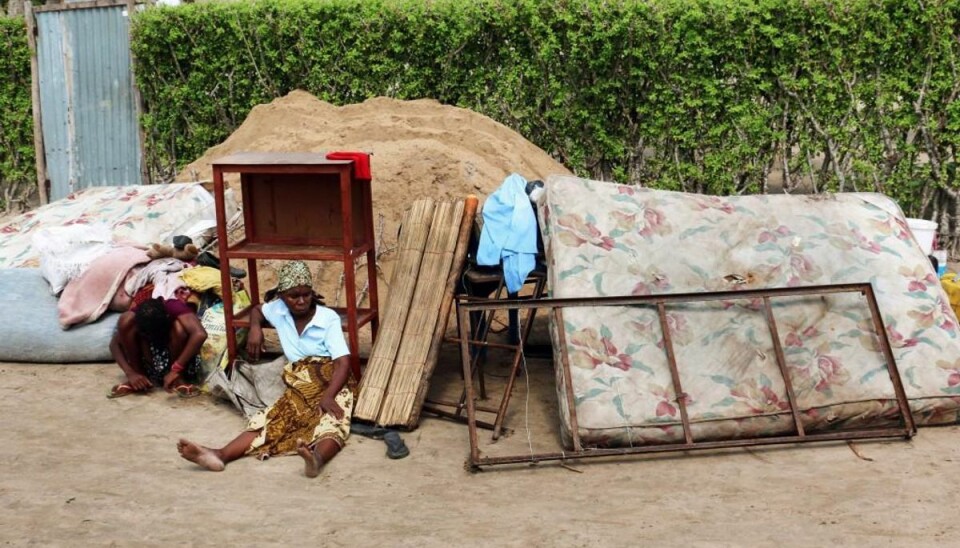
[1,359,958,546]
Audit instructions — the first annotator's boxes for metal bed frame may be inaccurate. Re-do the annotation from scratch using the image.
[455,283,916,469]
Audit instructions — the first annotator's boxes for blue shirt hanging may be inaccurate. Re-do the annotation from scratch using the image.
[477,173,539,293]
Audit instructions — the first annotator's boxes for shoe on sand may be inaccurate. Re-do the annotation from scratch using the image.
[383,431,409,459]
[196,251,246,278]
[350,422,389,439]
[173,383,202,398]
[107,383,147,399]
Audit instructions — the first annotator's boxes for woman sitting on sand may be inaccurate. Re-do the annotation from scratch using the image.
[108,288,207,397]
[178,260,357,477]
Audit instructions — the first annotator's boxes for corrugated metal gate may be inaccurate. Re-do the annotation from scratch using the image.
[32,0,145,201]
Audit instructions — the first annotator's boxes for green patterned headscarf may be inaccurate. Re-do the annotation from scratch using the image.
[276,260,313,293]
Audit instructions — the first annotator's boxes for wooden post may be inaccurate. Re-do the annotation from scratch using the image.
[24,1,49,205]
[7,0,24,17]
[125,0,150,185]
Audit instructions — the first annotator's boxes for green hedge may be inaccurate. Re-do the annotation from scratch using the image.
[0,16,34,212]
[0,0,921,251]
[131,0,960,220]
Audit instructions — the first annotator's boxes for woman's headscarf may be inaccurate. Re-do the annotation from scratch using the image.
[276,260,313,293]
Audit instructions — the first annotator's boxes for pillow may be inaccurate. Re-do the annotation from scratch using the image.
[0,269,117,362]
[33,223,114,295]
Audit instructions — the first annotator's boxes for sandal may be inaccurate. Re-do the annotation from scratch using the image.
[174,383,202,398]
[383,431,410,459]
[107,383,143,399]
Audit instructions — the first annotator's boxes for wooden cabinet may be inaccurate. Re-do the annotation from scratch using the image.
[211,152,379,379]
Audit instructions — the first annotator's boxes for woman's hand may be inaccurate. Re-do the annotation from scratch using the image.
[245,326,264,362]
[318,394,344,420]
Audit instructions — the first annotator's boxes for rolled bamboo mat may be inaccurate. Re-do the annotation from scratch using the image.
[377,200,465,425]
[354,199,435,421]
[406,195,478,428]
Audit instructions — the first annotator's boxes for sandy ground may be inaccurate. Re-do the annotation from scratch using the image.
[2,340,959,547]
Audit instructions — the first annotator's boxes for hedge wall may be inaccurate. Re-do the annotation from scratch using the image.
[130,0,960,239]
[52,0,958,251]
[0,16,34,212]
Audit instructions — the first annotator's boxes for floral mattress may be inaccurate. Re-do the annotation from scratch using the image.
[539,175,960,448]
[0,184,217,269]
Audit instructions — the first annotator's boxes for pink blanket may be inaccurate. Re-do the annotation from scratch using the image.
[58,246,150,328]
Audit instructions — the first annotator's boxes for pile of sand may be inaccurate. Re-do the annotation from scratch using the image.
[176,91,570,308]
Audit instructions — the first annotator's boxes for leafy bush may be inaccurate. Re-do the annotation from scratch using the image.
[131,0,960,227]
[7,0,960,248]
[0,16,34,212]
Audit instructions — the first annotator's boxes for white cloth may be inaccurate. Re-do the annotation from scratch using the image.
[33,223,114,295]
[124,257,189,298]
[205,356,287,418]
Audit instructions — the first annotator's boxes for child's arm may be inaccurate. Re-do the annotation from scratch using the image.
[111,311,152,390]
[163,313,208,389]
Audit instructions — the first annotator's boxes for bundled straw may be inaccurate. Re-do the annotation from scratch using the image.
[378,200,465,425]
[354,199,435,420]
[354,196,477,427]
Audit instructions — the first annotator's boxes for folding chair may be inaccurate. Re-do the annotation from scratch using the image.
[422,217,548,440]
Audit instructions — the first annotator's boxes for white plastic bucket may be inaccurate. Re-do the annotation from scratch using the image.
[906,218,938,255]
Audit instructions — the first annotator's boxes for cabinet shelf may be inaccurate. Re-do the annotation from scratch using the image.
[230,306,378,330]
[225,239,374,261]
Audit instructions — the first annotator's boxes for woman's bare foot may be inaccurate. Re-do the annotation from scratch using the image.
[177,438,225,472]
[297,439,324,478]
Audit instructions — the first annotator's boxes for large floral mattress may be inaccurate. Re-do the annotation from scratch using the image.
[0,184,217,269]
[539,175,960,448]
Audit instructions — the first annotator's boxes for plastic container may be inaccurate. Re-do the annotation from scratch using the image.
[933,249,948,277]
[906,218,938,255]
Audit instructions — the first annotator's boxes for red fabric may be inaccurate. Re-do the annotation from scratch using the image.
[132,296,193,318]
[326,151,371,181]
[131,284,155,308]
